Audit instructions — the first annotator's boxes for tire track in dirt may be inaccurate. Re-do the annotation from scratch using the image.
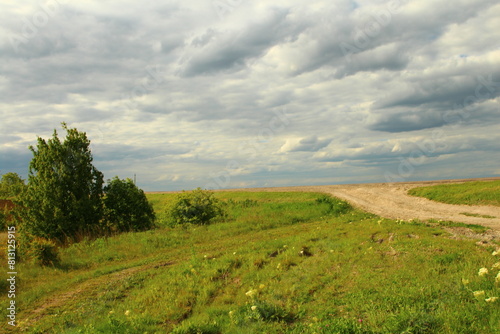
[21,261,174,329]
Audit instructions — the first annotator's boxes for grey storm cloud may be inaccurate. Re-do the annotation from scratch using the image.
[374,71,500,110]
[181,8,305,76]
[317,133,500,164]
[370,70,500,132]
[1,0,499,190]
[369,109,448,133]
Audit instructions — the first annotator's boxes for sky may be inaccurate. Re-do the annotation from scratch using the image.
[1,0,499,191]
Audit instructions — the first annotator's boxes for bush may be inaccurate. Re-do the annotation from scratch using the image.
[169,188,225,226]
[103,177,156,232]
[171,321,221,334]
[316,195,352,216]
[26,237,60,266]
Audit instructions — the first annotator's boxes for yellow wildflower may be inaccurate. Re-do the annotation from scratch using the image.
[245,289,257,297]
[492,262,500,270]
[485,297,498,303]
[125,310,131,316]
[473,290,485,299]
[251,306,257,311]
[478,267,489,277]
[461,278,470,285]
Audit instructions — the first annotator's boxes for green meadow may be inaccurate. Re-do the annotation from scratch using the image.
[1,191,499,333]
[408,180,500,207]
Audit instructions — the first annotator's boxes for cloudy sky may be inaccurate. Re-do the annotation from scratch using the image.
[1,0,499,191]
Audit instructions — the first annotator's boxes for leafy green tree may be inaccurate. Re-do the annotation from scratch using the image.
[20,123,104,243]
[103,177,155,232]
[169,188,226,226]
[0,172,26,199]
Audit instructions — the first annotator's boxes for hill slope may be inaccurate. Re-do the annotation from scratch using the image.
[2,191,499,333]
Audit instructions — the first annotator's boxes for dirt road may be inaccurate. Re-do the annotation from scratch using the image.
[211,177,500,233]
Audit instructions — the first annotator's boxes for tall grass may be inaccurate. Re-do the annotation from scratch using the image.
[1,192,499,333]
[408,180,500,206]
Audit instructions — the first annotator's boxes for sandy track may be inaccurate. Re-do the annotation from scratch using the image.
[21,261,174,329]
[202,177,500,232]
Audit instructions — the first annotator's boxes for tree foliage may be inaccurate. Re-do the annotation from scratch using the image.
[0,172,26,199]
[169,188,226,226]
[20,123,104,243]
[103,177,156,232]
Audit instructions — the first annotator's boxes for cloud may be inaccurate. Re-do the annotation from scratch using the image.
[374,61,500,110]
[181,8,303,76]
[1,0,500,190]
[279,136,331,152]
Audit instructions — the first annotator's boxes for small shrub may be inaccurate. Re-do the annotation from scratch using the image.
[316,195,352,216]
[169,188,226,226]
[27,237,60,266]
[252,301,295,323]
[233,301,295,325]
[171,321,221,334]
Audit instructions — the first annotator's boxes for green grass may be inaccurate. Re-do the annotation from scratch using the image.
[427,219,491,234]
[460,212,496,219]
[408,180,500,206]
[1,192,499,333]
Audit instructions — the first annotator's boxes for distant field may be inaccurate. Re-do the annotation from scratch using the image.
[2,191,499,333]
[408,180,500,207]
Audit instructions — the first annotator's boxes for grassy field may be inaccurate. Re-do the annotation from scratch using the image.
[1,191,499,333]
[408,180,500,206]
